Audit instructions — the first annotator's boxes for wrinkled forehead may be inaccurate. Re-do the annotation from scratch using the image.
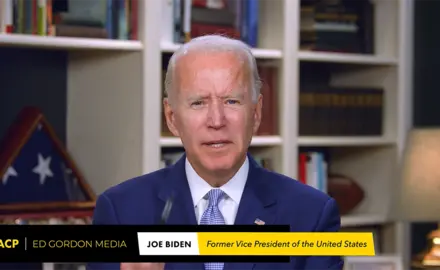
[177,49,246,65]
[174,50,251,95]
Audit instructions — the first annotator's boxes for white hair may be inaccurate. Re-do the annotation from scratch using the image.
[164,35,262,103]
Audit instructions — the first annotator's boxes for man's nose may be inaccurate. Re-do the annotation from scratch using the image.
[207,101,226,129]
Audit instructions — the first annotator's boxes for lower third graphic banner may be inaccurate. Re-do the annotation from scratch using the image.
[0,225,375,262]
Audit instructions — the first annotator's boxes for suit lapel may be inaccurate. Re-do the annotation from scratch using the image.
[158,154,198,225]
[224,155,278,270]
[158,154,204,270]
[234,154,278,225]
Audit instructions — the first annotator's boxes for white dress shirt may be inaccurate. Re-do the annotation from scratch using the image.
[185,157,249,225]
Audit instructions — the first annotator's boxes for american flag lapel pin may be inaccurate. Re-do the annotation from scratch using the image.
[254,218,265,225]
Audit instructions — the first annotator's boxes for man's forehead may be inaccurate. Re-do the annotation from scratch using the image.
[171,50,252,97]
[176,52,248,78]
[176,50,245,69]
[177,68,249,91]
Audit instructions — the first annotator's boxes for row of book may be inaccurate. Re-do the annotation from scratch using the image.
[299,86,383,136]
[0,0,374,56]
[298,151,328,194]
[168,0,258,47]
[300,0,374,54]
[0,0,138,40]
[167,0,374,54]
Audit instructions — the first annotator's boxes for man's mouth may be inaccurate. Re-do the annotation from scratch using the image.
[203,140,231,148]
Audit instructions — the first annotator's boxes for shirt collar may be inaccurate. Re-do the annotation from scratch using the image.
[185,156,249,207]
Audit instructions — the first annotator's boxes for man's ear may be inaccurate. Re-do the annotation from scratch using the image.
[163,98,180,137]
[252,93,263,134]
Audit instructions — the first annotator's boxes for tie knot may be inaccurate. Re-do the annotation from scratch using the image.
[207,189,225,207]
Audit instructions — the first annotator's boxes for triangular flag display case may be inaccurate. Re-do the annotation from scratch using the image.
[0,106,96,224]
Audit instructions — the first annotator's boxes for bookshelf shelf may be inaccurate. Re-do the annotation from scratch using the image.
[298,51,398,65]
[160,136,283,147]
[341,214,388,227]
[298,137,396,147]
[160,42,283,59]
[0,34,143,51]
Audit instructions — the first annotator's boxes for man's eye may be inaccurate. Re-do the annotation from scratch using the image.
[191,101,203,106]
[226,99,239,105]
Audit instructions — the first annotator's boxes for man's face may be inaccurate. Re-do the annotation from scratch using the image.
[164,51,262,178]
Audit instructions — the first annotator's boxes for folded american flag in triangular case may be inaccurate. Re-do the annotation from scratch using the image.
[0,106,96,215]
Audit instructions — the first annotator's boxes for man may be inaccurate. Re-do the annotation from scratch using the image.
[88,35,343,270]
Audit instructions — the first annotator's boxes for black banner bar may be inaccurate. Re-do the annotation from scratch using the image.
[0,225,290,262]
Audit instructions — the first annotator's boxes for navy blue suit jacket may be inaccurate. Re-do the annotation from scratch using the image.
[88,154,344,270]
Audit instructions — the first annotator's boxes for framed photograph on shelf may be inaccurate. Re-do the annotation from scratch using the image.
[344,255,403,270]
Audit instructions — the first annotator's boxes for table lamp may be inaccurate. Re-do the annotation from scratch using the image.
[393,128,440,268]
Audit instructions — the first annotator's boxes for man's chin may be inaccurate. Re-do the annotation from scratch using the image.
[201,157,236,172]
[203,161,234,172]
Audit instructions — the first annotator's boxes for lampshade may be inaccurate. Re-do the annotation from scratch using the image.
[392,128,440,222]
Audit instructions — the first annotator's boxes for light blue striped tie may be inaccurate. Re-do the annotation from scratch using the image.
[200,189,225,270]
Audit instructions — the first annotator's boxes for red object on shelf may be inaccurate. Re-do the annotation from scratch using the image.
[327,174,364,215]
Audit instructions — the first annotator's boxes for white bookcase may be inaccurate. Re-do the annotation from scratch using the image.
[0,0,415,268]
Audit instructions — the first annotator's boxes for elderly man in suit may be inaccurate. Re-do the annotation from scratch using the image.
[88,35,343,270]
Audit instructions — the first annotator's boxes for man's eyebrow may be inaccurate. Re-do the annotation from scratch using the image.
[224,92,245,99]
[185,91,246,101]
[186,94,207,101]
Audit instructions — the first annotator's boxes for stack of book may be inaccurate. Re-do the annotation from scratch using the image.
[0,0,138,40]
[172,0,259,47]
[300,0,374,54]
